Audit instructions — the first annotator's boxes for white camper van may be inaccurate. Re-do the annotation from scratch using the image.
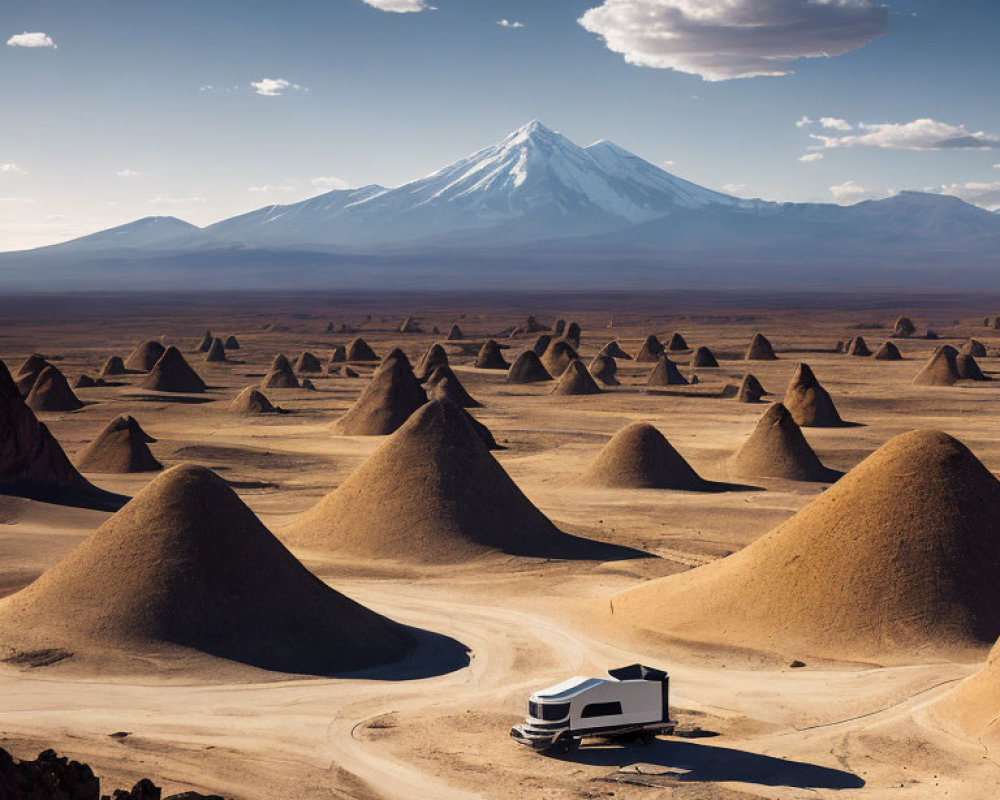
[510,664,675,753]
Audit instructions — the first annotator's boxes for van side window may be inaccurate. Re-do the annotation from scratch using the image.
[580,701,622,718]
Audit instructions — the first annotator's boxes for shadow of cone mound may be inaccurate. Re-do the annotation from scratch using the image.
[224,335,240,350]
[606,430,1000,664]
[552,360,602,395]
[475,339,509,369]
[589,353,619,385]
[416,343,449,381]
[337,357,427,435]
[427,365,481,408]
[329,345,347,364]
[346,337,378,362]
[399,315,420,334]
[446,324,464,341]
[784,363,842,427]
[260,355,299,389]
[541,340,579,377]
[100,355,127,376]
[579,422,709,490]
[26,366,83,412]
[195,331,213,352]
[737,373,767,402]
[692,346,719,367]
[294,351,322,373]
[140,347,206,394]
[76,415,162,474]
[873,341,902,361]
[124,340,166,372]
[666,332,688,352]
[893,316,916,338]
[957,353,990,381]
[507,351,552,384]
[14,355,51,396]
[600,340,631,359]
[634,334,664,363]
[0,464,418,674]
[564,322,582,348]
[846,336,872,356]
[553,319,566,337]
[286,400,643,563]
[204,338,227,363]
[962,339,987,358]
[531,334,552,357]
[745,333,777,360]
[646,355,688,387]
[912,345,961,387]
[228,387,278,414]
[730,403,840,483]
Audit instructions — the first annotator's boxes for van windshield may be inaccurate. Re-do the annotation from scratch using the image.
[529,701,570,721]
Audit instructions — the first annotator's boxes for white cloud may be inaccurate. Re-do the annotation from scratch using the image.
[116,169,147,178]
[250,78,307,97]
[148,195,205,206]
[311,176,352,190]
[6,31,56,48]
[828,180,883,204]
[1,163,27,174]
[798,153,824,162]
[819,117,852,131]
[721,183,751,197]
[359,0,434,12]
[811,118,1000,151]
[577,0,888,81]
[936,181,1000,212]
[497,19,525,29]
[796,116,815,128]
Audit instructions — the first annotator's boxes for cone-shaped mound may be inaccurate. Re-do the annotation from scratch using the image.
[399,315,420,333]
[0,464,416,673]
[379,347,411,371]
[957,352,989,381]
[692,346,719,367]
[938,639,1000,738]
[416,343,449,381]
[784,363,842,427]
[446,324,464,341]
[204,338,227,363]
[666,332,688,352]
[138,347,205,394]
[507,350,552,384]
[730,403,838,482]
[552,360,602,396]
[600,340,631,359]
[74,375,96,389]
[475,339,509,370]
[338,357,427,435]
[634,335,664,362]
[100,356,127,376]
[912,345,960,387]
[745,333,777,360]
[608,430,1000,662]
[338,365,359,378]
[124,340,165,372]
[346,337,378,362]
[14,355,51,396]
[893,316,916,338]
[228,386,278,414]
[873,341,902,361]
[224,335,240,350]
[737,373,766,402]
[846,336,872,356]
[26,366,83,412]
[962,339,987,358]
[579,422,708,490]
[553,319,566,336]
[76,415,162,473]
[526,315,548,333]
[195,331,213,352]
[260,354,299,389]
[329,345,347,364]
[427,365,480,408]
[531,334,552,357]
[589,354,619,385]
[646,355,688,387]
[564,322,582,346]
[301,378,316,391]
[294,351,322,373]
[287,401,636,562]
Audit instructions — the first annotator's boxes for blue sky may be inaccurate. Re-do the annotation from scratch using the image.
[1,0,998,249]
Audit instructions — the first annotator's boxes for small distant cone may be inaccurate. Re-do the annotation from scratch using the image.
[873,341,902,361]
[541,340,579,377]
[475,339,509,370]
[912,345,961,387]
[692,346,718,367]
[646,355,688,387]
[338,357,427,435]
[329,345,347,364]
[346,337,378,362]
[204,338,227,363]
[427,365,480,408]
[100,356,127,376]
[301,378,316,390]
[26,366,83,412]
[600,341,631,359]
[552,360,602,396]
[76,415,162,473]
[195,331,213,352]
[846,336,872,356]
[224,335,240,350]
[666,332,688,352]
[589,354,619,386]
[531,334,552,357]
[295,352,322,373]
[446,324,464,341]
[14,355,51,396]
[962,339,987,358]
[124,340,166,372]
[737,373,767,403]
[835,340,845,353]
[399,316,421,334]
[784,364,841,426]
[564,322,582,347]
[75,375,96,389]
[579,422,707,490]
[525,315,548,333]
[634,335,664,363]
[432,326,440,335]
[507,351,552,384]
[228,387,277,414]
[416,344,449,381]
[957,353,989,381]
[893,316,916,338]
[553,319,567,336]
[261,355,299,389]
[731,403,837,482]
[338,366,359,378]
[745,333,777,360]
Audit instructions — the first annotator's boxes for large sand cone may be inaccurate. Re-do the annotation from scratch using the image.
[541,340,579,377]
[737,373,766,402]
[14,355,51,396]
[745,333,777,361]
[337,357,427,435]
[666,332,688,352]
[195,331,213,353]
[956,353,989,381]
[379,347,412,371]
[286,400,635,562]
[124,340,165,372]
[552,360,602,395]
[228,387,278,414]
[142,347,206,393]
[531,335,552,357]
[346,337,378,362]
[204,338,227,363]
[893,316,916,338]
[784,363,842,427]
[475,339,509,370]
[294,352,322,373]
[76,415,162,473]
[873,341,902,360]
[607,430,1000,663]
[730,403,838,482]
[427,365,480,408]
[100,356,127,376]
[507,351,552,384]
[589,354,619,386]
[579,422,708,490]
[600,341,631,359]
[224,335,240,350]
[446,324,464,341]
[646,355,688,387]
[416,344,449,381]
[846,336,872,356]
[260,354,299,389]
[0,464,416,673]
[26,366,83,412]
[634,335,664,363]
[912,345,961,387]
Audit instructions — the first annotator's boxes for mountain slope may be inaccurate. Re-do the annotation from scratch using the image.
[39,216,200,252]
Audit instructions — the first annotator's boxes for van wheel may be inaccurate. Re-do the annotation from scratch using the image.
[552,735,580,754]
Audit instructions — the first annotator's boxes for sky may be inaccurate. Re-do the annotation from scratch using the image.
[1,0,999,250]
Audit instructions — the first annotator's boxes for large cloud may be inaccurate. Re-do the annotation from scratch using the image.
[359,0,433,12]
[810,118,1000,150]
[936,181,1000,212]
[6,31,56,48]
[577,0,888,81]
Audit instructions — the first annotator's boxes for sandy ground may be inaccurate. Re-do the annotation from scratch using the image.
[2,290,1000,798]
